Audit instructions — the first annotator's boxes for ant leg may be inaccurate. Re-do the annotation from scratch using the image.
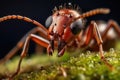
[81,21,113,70]
[0,15,48,64]
[9,34,49,79]
[89,20,120,50]
[102,20,120,41]
[0,27,48,64]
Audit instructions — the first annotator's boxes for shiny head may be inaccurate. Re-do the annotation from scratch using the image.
[45,3,85,56]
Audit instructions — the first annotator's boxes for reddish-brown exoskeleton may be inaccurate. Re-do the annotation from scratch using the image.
[0,3,120,79]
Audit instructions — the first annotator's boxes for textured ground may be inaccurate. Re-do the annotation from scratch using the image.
[0,42,120,80]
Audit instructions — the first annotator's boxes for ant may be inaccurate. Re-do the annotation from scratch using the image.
[0,3,120,79]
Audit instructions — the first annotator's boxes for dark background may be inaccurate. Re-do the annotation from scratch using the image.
[0,0,119,58]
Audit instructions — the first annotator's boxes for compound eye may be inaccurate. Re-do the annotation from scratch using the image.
[70,19,84,35]
[45,16,53,28]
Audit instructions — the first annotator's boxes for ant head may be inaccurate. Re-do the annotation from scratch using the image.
[46,8,85,42]
[44,4,86,56]
[45,3,85,36]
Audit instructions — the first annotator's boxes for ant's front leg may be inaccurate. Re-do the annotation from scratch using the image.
[81,21,114,70]
[0,27,48,64]
[9,34,50,80]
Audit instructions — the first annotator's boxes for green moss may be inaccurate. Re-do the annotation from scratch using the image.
[1,43,120,80]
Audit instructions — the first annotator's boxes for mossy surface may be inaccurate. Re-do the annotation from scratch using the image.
[0,43,120,80]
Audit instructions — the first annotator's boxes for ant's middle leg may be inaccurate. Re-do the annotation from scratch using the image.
[88,20,120,50]
[101,20,120,41]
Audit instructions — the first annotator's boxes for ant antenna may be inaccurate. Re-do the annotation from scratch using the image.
[74,8,110,20]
